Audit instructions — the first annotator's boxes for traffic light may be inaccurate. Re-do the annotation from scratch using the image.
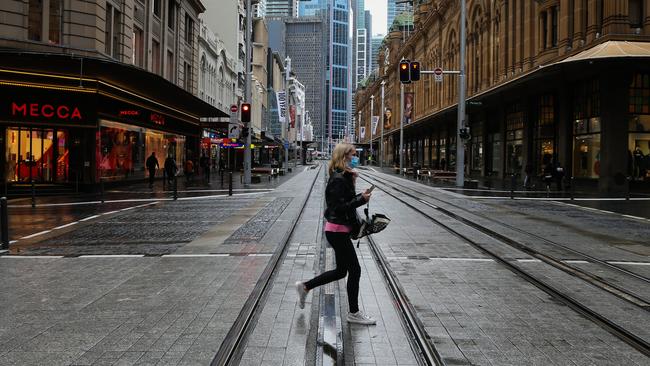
[459,127,471,140]
[241,127,249,139]
[399,60,411,84]
[410,61,420,81]
[241,103,251,123]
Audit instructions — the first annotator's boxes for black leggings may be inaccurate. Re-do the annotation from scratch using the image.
[305,231,361,313]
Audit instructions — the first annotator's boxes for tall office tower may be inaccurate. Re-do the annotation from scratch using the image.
[267,0,298,17]
[364,10,372,74]
[370,36,383,72]
[298,0,328,16]
[253,0,267,17]
[387,0,411,32]
[285,17,328,147]
[356,28,367,86]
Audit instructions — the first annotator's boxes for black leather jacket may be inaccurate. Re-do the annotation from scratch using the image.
[324,169,366,226]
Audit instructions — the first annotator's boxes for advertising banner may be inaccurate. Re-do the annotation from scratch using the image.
[360,126,366,139]
[404,92,414,124]
[371,116,379,135]
[276,91,286,123]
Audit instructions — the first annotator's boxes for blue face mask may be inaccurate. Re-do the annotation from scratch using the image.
[348,156,359,169]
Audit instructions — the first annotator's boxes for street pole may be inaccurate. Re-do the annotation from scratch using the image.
[380,79,385,168]
[370,95,375,165]
[284,57,291,171]
[243,0,252,186]
[357,111,361,144]
[456,0,467,188]
[399,83,404,173]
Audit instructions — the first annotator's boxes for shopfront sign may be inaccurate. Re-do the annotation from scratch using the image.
[11,102,83,120]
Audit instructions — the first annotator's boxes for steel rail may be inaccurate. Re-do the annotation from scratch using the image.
[367,171,650,286]
[363,172,650,310]
[359,174,650,358]
[210,164,323,366]
[365,233,446,366]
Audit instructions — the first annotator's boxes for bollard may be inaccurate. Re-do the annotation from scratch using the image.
[510,174,516,199]
[626,176,632,200]
[100,178,105,203]
[228,172,233,196]
[162,169,166,191]
[1,197,8,249]
[570,177,575,200]
[173,175,178,200]
[75,173,79,193]
[31,180,36,208]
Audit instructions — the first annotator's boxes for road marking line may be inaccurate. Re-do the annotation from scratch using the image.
[79,255,145,258]
[609,261,650,266]
[563,260,589,264]
[418,199,438,209]
[0,255,64,259]
[52,222,79,230]
[20,230,52,239]
[79,215,101,222]
[248,253,273,257]
[429,257,493,262]
[517,259,542,263]
[101,210,120,215]
[163,254,230,257]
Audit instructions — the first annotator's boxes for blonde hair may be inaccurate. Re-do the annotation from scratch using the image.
[328,143,354,175]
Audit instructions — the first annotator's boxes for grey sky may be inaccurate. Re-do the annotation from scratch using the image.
[364,0,387,37]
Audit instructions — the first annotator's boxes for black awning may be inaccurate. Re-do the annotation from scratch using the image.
[0,50,228,120]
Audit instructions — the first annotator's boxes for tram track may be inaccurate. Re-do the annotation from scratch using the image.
[209,164,322,366]
[362,171,650,310]
[359,171,650,358]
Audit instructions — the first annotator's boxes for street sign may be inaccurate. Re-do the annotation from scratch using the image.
[228,124,240,138]
[434,67,443,82]
[284,142,289,149]
[230,104,238,113]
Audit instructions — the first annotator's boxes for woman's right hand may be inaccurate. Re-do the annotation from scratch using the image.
[362,190,372,202]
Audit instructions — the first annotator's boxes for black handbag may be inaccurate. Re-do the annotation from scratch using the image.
[351,206,391,241]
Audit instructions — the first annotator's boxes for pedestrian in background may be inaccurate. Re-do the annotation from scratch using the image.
[164,154,177,185]
[524,163,533,189]
[199,153,210,184]
[295,143,376,325]
[146,152,159,188]
[184,158,194,183]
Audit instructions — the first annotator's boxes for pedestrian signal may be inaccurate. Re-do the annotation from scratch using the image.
[410,61,420,81]
[241,103,251,123]
[399,60,411,84]
[241,127,249,139]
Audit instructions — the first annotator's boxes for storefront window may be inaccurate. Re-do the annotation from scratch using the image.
[431,138,438,169]
[423,137,429,167]
[573,79,601,178]
[488,132,501,175]
[628,73,650,180]
[471,122,484,173]
[439,137,447,170]
[5,127,64,183]
[98,120,185,181]
[506,103,524,174]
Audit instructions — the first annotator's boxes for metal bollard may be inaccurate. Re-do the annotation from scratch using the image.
[510,174,516,199]
[626,176,632,200]
[1,197,8,249]
[570,177,575,200]
[31,180,36,208]
[173,175,178,200]
[100,178,105,203]
[228,172,233,196]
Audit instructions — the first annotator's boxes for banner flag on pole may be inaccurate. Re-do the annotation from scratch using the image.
[372,116,379,135]
[276,91,286,123]
[360,126,366,139]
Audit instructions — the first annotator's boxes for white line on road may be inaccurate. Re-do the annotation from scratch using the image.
[608,261,650,266]
[20,230,52,239]
[0,255,63,259]
[418,199,439,209]
[79,254,145,258]
[79,215,101,222]
[52,222,79,230]
[563,260,589,264]
[162,254,230,257]
[516,259,542,263]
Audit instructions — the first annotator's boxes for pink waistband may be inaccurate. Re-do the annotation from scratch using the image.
[324,221,352,233]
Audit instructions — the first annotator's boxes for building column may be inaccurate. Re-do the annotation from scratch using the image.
[558,0,571,55]
[514,0,523,71]
[522,0,533,70]
[499,2,508,79]
[598,69,629,195]
[507,0,515,75]
[547,9,554,48]
[645,0,650,33]
[585,0,599,43]
[573,0,585,45]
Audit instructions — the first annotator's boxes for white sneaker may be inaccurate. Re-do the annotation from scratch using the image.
[295,281,308,309]
[346,311,376,325]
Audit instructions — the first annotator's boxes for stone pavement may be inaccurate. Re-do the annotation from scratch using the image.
[0,165,320,365]
[362,170,649,365]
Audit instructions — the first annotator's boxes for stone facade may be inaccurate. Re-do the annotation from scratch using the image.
[356,0,650,194]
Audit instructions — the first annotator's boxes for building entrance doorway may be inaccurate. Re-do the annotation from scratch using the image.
[6,127,69,183]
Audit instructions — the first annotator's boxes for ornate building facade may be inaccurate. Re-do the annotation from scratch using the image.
[356,0,650,194]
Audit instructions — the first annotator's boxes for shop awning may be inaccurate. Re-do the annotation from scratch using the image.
[559,40,650,63]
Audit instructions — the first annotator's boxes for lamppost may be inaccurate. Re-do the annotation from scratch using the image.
[243,0,253,186]
[370,94,375,165]
[380,79,385,168]
[284,56,291,171]
[456,0,467,188]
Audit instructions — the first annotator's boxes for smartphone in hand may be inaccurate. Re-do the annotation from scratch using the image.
[366,184,375,193]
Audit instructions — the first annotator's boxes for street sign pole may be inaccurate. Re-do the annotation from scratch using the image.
[243,0,252,186]
[456,0,467,188]
[370,95,374,165]
[380,79,385,168]
[284,57,291,171]
[399,82,404,174]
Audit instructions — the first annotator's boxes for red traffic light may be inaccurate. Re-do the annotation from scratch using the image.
[399,60,411,84]
[241,103,251,123]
